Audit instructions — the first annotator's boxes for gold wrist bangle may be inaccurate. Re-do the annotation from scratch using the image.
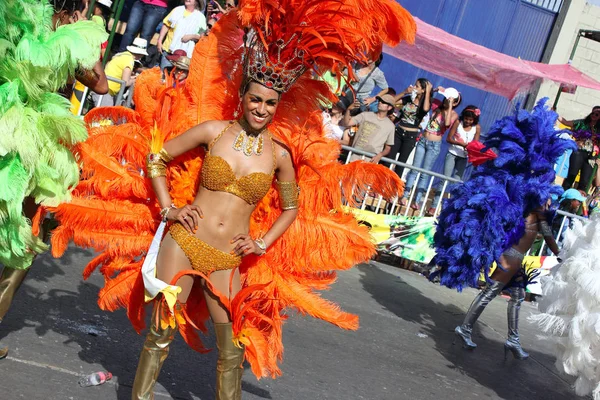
[276,180,299,210]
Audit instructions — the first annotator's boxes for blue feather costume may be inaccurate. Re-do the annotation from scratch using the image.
[432,99,576,291]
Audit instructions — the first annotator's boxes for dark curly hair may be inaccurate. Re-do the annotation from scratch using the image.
[460,105,480,125]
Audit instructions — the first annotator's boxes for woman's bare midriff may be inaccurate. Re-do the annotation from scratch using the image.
[423,132,443,142]
[184,187,257,253]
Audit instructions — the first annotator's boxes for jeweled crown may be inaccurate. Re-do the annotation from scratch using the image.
[243,29,308,93]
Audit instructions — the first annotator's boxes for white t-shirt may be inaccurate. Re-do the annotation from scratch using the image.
[449,122,477,158]
[165,6,206,56]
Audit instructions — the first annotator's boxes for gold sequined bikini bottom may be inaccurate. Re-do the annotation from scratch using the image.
[169,223,241,275]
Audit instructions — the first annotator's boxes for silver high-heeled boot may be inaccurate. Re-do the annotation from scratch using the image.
[504,287,529,360]
[455,279,504,349]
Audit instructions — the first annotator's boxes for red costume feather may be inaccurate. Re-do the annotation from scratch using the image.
[49,0,414,378]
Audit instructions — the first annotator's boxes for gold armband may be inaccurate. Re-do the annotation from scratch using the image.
[146,148,174,178]
[276,180,299,210]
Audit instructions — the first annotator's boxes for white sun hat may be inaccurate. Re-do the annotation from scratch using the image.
[126,37,149,56]
[439,87,460,100]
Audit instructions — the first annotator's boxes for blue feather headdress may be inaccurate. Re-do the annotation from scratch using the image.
[432,99,576,291]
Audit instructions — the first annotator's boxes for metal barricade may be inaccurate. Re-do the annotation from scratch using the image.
[92,76,128,108]
[341,145,462,217]
[74,76,128,116]
[341,144,589,257]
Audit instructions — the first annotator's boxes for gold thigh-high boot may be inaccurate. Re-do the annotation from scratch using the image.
[0,267,30,320]
[131,301,179,400]
[214,322,245,400]
[0,267,30,359]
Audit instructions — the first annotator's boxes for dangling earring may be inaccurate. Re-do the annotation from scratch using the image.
[233,102,242,119]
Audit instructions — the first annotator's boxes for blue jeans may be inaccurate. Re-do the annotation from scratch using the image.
[403,139,442,204]
[433,152,468,207]
[118,1,167,52]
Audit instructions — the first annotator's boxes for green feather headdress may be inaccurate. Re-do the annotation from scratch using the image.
[0,0,108,268]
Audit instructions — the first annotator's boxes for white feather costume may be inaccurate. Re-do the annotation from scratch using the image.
[531,212,600,399]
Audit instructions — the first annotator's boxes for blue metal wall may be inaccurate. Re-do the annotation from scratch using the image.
[381,0,559,133]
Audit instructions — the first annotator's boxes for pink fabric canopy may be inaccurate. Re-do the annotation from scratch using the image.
[384,17,600,99]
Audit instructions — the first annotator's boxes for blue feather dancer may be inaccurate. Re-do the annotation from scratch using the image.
[432,99,576,291]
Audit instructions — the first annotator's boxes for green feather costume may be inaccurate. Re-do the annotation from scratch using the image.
[0,0,107,268]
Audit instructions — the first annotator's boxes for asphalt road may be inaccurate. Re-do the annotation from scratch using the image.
[0,248,580,400]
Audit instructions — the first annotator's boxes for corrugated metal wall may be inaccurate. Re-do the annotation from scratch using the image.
[381,0,560,133]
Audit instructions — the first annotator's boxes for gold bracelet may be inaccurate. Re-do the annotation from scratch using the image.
[159,148,174,162]
[147,148,174,178]
[276,180,299,210]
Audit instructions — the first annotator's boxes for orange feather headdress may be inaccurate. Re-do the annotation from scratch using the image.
[239,0,416,92]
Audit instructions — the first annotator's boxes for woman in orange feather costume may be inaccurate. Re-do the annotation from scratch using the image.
[48,1,415,398]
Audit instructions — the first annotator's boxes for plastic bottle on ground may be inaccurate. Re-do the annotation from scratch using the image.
[78,371,113,387]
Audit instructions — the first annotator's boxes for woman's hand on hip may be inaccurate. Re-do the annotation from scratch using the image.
[231,234,261,256]
[168,204,203,233]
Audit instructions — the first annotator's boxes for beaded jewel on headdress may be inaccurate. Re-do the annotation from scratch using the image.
[243,28,308,93]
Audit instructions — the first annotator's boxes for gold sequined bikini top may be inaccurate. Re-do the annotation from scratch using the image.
[200,122,276,205]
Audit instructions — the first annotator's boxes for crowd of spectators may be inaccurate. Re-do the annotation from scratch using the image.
[324,58,482,215]
[326,56,600,219]
[74,0,237,109]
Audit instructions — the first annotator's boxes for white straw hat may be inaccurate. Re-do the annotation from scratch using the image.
[97,0,113,7]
